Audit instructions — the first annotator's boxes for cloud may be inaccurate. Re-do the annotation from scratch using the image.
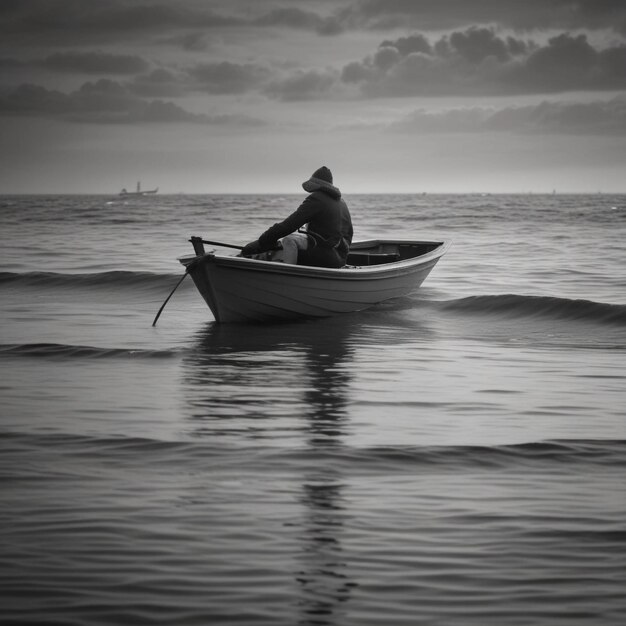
[188,61,271,94]
[162,31,214,52]
[379,34,432,57]
[487,97,626,134]
[0,0,244,42]
[0,83,71,115]
[0,79,266,125]
[254,7,343,36]
[134,100,265,126]
[341,0,626,33]
[42,51,150,74]
[387,97,626,135]
[342,28,626,96]
[129,68,188,98]
[0,0,344,49]
[265,69,339,101]
[0,57,24,69]
[3,0,626,55]
[514,33,625,92]
[447,27,526,63]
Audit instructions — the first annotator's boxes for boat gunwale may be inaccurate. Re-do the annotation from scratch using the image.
[180,239,451,279]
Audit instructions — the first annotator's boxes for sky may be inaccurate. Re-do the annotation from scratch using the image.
[1,0,625,194]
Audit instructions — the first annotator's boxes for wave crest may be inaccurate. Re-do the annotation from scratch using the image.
[0,270,183,291]
[1,432,624,470]
[441,294,626,325]
[0,342,179,360]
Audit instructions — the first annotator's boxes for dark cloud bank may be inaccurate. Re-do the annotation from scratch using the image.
[263,27,626,101]
[1,2,625,134]
[42,51,150,75]
[0,79,264,126]
[386,97,626,136]
[4,26,623,106]
[340,29,626,98]
[2,0,626,40]
[340,0,626,33]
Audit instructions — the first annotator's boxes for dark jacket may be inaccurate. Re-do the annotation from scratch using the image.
[258,189,353,268]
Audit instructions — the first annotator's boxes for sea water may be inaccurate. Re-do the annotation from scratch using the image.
[1,194,625,625]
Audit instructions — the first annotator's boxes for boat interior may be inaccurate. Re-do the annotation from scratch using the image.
[183,237,444,269]
[346,241,441,266]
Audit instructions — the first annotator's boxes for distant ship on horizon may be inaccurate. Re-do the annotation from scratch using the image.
[119,181,158,197]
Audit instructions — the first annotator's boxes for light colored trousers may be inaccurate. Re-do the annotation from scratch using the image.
[271,232,309,264]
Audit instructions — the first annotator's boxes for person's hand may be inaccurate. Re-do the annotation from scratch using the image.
[241,240,261,257]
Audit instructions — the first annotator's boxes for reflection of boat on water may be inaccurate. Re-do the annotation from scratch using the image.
[188,317,354,356]
[181,238,450,323]
[119,181,158,197]
[182,318,357,622]
[182,317,357,442]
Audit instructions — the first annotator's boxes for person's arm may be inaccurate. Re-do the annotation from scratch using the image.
[240,194,325,257]
[257,195,321,249]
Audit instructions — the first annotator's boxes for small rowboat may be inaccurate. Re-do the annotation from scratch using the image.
[179,238,450,324]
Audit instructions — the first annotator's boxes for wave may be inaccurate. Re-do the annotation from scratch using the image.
[2,431,624,471]
[283,439,626,472]
[0,270,186,292]
[0,342,181,360]
[2,270,625,328]
[439,294,626,326]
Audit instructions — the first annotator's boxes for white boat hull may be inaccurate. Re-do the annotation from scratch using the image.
[181,239,449,323]
[119,189,158,196]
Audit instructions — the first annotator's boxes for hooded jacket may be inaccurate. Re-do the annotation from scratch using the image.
[258,188,353,267]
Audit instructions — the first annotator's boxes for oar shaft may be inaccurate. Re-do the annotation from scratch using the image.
[200,239,243,250]
[152,271,189,326]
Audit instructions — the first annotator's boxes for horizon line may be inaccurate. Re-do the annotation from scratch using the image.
[1,190,625,196]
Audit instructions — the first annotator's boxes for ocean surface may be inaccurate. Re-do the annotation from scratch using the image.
[1,193,625,625]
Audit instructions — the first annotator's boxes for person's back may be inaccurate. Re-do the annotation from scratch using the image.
[295,188,352,267]
[242,166,353,268]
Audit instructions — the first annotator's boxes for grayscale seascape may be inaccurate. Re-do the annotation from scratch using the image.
[1,193,625,625]
[3,0,626,623]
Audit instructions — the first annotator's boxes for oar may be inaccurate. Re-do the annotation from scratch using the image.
[196,239,280,253]
[152,271,189,326]
[154,239,245,326]
[199,239,243,251]
[153,237,270,325]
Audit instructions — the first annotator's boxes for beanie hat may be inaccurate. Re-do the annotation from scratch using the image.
[302,166,341,196]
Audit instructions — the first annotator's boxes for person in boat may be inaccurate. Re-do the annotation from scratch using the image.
[241,166,353,268]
